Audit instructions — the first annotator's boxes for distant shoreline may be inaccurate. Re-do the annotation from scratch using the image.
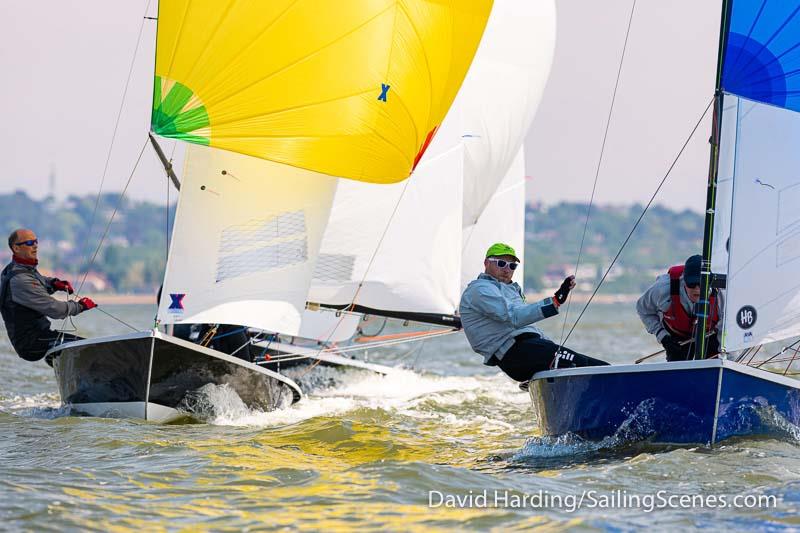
[69,292,641,306]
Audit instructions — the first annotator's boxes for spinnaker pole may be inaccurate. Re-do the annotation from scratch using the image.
[148,133,181,191]
[694,0,732,359]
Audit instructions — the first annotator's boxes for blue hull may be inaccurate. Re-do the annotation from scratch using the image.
[530,359,800,445]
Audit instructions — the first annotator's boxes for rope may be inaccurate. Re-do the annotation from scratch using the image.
[56,137,149,339]
[75,137,149,296]
[560,96,715,347]
[294,160,421,378]
[95,307,139,331]
[559,0,637,348]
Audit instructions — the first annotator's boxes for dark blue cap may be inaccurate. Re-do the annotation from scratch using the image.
[684,254,702,285]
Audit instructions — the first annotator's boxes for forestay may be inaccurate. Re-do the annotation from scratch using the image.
[157,145,336,335]
[715,0,800,351]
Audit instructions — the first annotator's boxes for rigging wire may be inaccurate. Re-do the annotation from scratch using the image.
[295,180,415,377]
[76,137,150,297]
[292,143,477,376]
[560,96,715,347]
[293,149,444,377]
[558,0,637,348]
[95,307,140,332]
[57,138,149,339]
[74,0,154,290]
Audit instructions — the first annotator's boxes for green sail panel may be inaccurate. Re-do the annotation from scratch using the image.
[151,76,210,145]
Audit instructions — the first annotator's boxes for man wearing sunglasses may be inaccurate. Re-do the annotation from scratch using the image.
[636,254,723,361]
[459,243,609,383]
[0,228,97,363]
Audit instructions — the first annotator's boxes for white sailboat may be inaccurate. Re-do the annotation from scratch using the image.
[47,0,495,422]
[530,0,800,445]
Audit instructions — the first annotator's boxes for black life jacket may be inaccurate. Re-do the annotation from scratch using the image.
[0,262,53,355]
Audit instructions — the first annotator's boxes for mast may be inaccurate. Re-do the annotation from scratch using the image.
[694,0,732,359]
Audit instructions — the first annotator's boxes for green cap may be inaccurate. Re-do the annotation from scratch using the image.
[485,243,519,261]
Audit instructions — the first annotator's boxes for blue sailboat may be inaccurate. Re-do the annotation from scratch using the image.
[531,0,800,446]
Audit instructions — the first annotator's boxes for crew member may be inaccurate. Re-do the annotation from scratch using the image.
[636,254,723,361]
[0,229,96,362]
[459,243,609,382]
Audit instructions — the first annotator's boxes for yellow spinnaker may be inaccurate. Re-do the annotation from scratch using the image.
[151,0,492,183]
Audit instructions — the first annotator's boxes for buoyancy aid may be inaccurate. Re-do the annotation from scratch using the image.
[662,265,719,339]
[0,262,53,356]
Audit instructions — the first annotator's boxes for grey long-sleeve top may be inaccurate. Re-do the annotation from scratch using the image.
[459,273,559,364]
[636,272,723,342]
[7,262,83,319]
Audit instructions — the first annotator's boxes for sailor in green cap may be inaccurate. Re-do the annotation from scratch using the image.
[459,242,608,382]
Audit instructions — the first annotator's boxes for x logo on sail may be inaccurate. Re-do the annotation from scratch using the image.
[378,83,390,102]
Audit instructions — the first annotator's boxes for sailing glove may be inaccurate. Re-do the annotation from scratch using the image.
[660,334,682,355]
[52,279,74,294]
[79,297,97,311]
[554,275,575,305]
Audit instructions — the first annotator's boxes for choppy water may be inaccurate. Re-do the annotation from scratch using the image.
[2,303,800,531]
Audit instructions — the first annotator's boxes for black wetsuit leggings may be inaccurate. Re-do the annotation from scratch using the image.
[18,329,83,364]
[664,334,721,361]
[490,333,609,382]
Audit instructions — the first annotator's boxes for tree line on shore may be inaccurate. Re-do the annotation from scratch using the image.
[0,191,702,294]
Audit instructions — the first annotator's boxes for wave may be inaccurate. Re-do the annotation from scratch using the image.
[189,366,527,430]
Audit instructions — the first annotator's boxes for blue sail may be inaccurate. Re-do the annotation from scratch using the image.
[722,0,800,113]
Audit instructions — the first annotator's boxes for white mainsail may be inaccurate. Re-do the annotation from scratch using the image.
[458,0,556,227]
[710,97,738,274]
[461,148,526,292]
[157,145,337,335]
[719,94,800,351]
[307,143,465,316]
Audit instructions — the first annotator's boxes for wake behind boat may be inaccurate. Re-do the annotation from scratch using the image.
[48,330,302,423]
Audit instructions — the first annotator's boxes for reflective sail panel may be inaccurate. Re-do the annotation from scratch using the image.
[722,0,800,113]
[152,0,492,183]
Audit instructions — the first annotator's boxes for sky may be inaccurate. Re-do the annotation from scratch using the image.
[0,0,722,212]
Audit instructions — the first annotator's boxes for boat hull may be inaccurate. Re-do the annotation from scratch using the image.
[530,359,800,445]
[49,331,302,422]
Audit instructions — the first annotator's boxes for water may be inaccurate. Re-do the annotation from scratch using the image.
[2,303,799,530]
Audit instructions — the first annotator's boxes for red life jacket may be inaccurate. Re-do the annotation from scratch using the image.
[662,265,719,339]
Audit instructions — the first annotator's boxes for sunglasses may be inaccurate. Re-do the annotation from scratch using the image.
[685,281,700,289]
[14,239,38,247]
[488,258,519,270]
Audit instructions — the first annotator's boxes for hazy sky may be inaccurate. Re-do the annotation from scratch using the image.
[1,0,722,212]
